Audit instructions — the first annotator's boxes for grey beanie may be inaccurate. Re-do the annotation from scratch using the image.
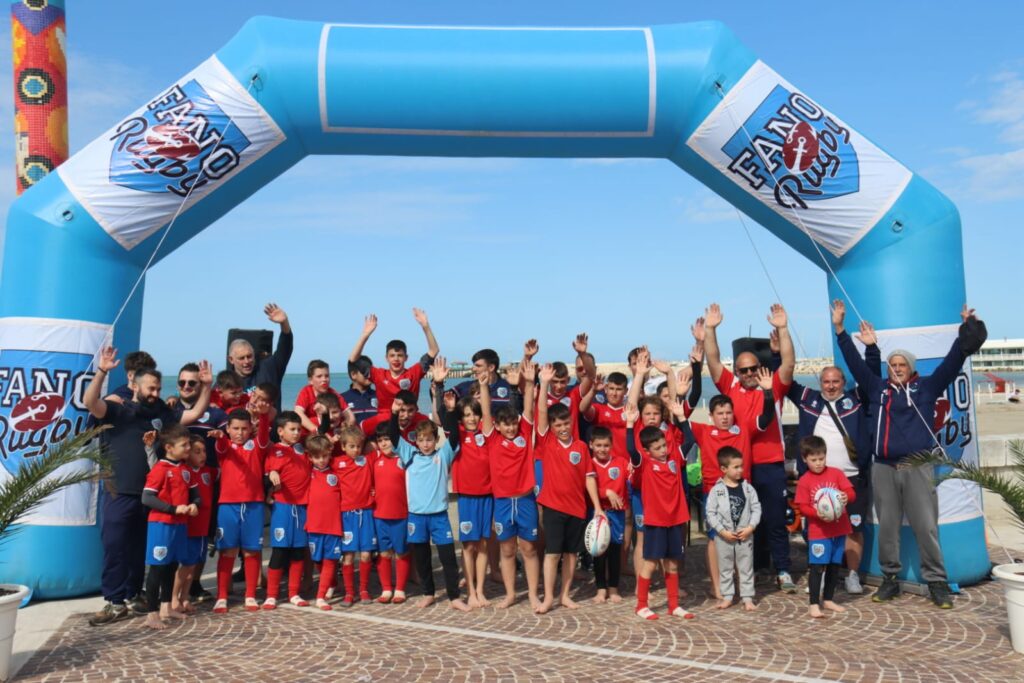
[887,349,917,375]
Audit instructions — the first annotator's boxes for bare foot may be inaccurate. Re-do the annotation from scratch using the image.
[594,589,608,604]
[458,577,467,589]
[467,595,481,609]
[417,596,436,609]
[529,596,542,612]
[743,599,758,612]
[716,598,734,610]
[561,596,580,610]
[161,607,187,620]
[450,598,472,613]
[180,601,196,614]
[477,595,491,608]
[808,604,825,619]
[535,598,553,614]
[496,595,516,609]
[143,613,167,630]
[823,600,846,613]
[609,591,623,604]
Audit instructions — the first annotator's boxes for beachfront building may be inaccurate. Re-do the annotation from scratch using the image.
[973,339,1024,372]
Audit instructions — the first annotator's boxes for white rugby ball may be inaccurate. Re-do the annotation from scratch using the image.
[813,487,845,523]
[584,515,611,557]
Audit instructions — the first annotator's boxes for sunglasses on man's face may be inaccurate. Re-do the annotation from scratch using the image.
[178,379,199,388]
[736,365,760,375]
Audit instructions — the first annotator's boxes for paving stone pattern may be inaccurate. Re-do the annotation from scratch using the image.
[15,543,1024,682]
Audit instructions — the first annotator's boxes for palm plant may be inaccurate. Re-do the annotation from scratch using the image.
[916,440,1024,531]
[0,426,111,544]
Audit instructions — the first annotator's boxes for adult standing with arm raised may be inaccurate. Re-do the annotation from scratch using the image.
[832,300,987,609]
[703,303,796,593]
[226,303,293,410]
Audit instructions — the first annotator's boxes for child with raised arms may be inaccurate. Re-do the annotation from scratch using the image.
[263,411,312,609]
[704,447,761,611]
[795,435,855,618]
[349,309,440,415]
[372,421,412,604]
[387,370,470,612]
[479,360,541,609]
[210,407,271,613]
[141,424,199,629]
[304,434,344,611]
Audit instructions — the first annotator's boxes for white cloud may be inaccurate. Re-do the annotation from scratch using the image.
[952,69,1024,202]
[675,189,737,224]
[957,148,1024,201]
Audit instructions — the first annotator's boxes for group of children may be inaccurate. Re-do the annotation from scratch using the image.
[138,307,860,627]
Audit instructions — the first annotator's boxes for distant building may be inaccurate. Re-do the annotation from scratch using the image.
[973,339,1024,373]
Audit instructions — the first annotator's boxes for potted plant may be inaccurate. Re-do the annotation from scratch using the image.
[0,427,109,682]
[919,440,1024,654]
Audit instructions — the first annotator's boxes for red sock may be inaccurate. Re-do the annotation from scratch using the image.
[666,571,679,612]
[217,555,235,600]
[265,567,282,601]
[318,560,338,600]
[244,554,261,599]
[359,560,372,594]
[395,555,410,593]
[377,556,393,593]
[636,576,651,611]
[288,559,304,598]
[342,562,355,597]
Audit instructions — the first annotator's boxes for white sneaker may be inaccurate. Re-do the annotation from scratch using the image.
[845,571,864,594]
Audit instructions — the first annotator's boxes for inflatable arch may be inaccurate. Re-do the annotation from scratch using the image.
[0,18,985,597]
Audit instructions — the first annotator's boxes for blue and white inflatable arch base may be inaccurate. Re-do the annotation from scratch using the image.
[0,18,985,597]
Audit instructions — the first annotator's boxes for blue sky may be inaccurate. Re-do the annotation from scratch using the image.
[0,1,1021,372]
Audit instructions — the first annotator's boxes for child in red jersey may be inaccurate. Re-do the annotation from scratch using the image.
[481,360,541,610]
[263,411,312,609]
[625,404,695,621]
[171,434,217,615]
[333,425,378,605]
[141,424,199,630]
[313,392,347,452]
[433,356,492,609]
[535,363,604,615]
[590,426,629,604]
[795,436,855,619]
[359,390,430,444]
[304,434,344,611]
[210,407,271,614]
[294,359,353,434]
[210,370,249,413]
[348,309,440,415]
[371,422,412,604]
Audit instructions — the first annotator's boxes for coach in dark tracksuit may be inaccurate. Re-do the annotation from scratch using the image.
[832,300,986,609]
[83,348,212,626]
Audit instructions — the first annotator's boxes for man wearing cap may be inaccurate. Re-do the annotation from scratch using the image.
[832,300,987,609]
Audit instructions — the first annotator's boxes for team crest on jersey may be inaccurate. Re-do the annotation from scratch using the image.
[596,394,606,404]
[201,472,211,485]
[274,527,285,542]
[635,514,644,527]
[371,397,378,408]
[494,522,504,536]
[841,397,853,410]
[327,473,338,486]
[151,418,163,430]
[399,378,411,390]
[474,433,486,447]
[343,531,353,544]
[181,469,191,483]
[152,546,168,561]
[293,443,304,455]
[609,467,621,480]
[460,521,473,535]
[559,396,571,407]
[513,436,527,448]
[497,387,508,398]
[620,411,628,422]
[569,451,582,465]
[201,411,210,423]
[811,542,826,558]
[811,400,819,408]
[729,425,741,435]
[668,460,678,474]
[243,439,255,451]
[354,456,366,467]
[850,514,862,527]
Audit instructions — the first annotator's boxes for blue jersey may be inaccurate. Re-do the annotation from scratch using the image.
[454,377,516,411]
[396,438,455,515]
[341,385,378,425]
[172,402,228,466]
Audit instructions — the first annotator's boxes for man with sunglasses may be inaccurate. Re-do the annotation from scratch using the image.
[702,302,797,593]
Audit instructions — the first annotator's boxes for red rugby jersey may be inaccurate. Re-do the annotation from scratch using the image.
[186,464,217,537]
[216,414,271,504]
[333,453,375,511]
[486,417,534,499]
[715,368,789,466]
[535,428,595,519]
[266,441,312,505]
[585,402,628,458]
[690,422,752,494]
[370,363,427,414]
[452,425,491,496]
[592,454,630,510]
[306,467,343,536]
[795,466,856,540]
[636,448,690,527]
[372,452,408,519]
[144,459,196,525]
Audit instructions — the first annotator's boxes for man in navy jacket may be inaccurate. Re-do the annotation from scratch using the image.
[832,300,987,610]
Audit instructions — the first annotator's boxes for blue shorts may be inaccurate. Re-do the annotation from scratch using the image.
[629,484,645,531]
[457,494,493,542]
[599,508,626,545]
[270,502,308,548]
[407,511,454,545]
[341,508,378,553]
[216,502,264,552]
[642,523,684,561]
[375,517,409,555]
[808,535,846,566]
[494,493,539,542]
[308,532,343,562]
[533,460,543,497]
[183,535,206,566]
[147,521,188,566]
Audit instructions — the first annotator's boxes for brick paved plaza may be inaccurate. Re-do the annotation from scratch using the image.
[14,540,1024,683]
